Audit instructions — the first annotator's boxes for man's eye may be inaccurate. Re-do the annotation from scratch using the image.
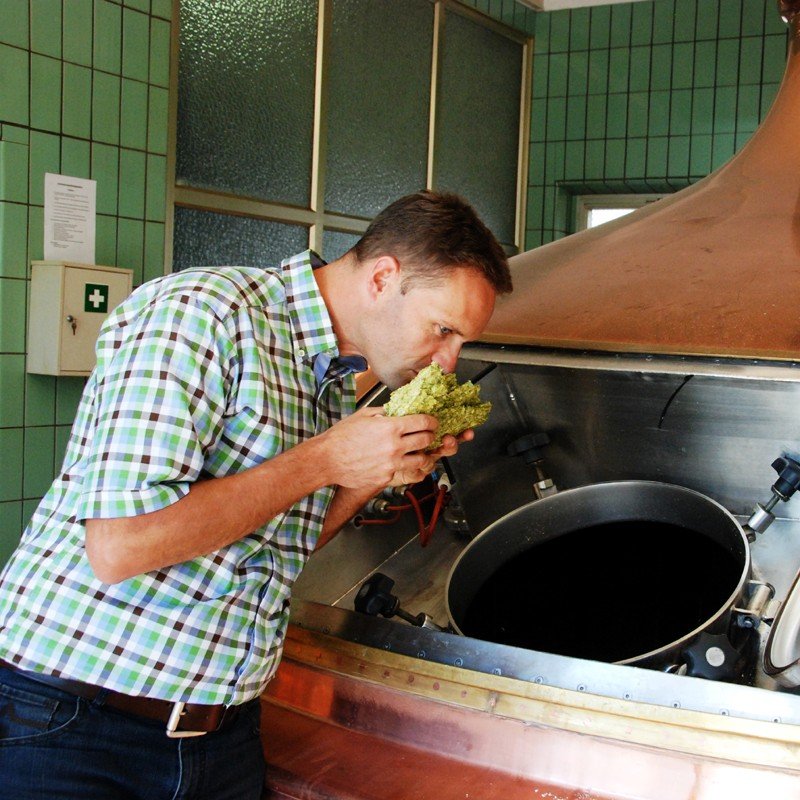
[438,325,453,336]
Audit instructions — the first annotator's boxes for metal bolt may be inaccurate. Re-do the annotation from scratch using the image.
[720,709,729,716]
[623,693,631,700]
[417,650,426,659]
[534,676,544,684]
[454,657,464,667]
[577,684,586,692]
[383,643,391,650]
[492,668,501,676]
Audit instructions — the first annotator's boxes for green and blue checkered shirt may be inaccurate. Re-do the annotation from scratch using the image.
[0,251,358,705]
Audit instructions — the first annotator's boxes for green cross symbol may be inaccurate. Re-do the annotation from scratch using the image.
[84,283,109,313]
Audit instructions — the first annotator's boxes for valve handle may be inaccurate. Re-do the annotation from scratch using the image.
[770,455,800,499]
[354,573,400,618]
[507,432,551,464]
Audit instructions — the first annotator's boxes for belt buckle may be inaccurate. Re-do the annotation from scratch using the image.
[166,701,207,738]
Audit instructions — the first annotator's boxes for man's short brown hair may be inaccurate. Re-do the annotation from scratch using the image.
[352,190,513,294]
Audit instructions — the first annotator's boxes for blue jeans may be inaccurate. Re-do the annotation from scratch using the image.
[0,664,265,800]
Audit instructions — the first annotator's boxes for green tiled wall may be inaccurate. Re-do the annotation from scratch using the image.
[527,0,789,248]
[0,0,173,562]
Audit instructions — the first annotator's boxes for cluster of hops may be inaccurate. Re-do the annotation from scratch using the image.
[383,363,491,450]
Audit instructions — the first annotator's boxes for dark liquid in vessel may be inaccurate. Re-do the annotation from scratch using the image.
[460,521,742,662]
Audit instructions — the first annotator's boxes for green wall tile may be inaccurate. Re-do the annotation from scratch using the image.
[625,137,647,178]
[589,6,610,50]
[531,106,546,142]
[606,94,627,138]
[716,38,740,85]
[548,53,568,96]
[604,138,626,179]
[648,90,670,136]
[567,51,588,96]
[608,48,630,93]
[27,205,43,263]
[0,141,29,203]
[55,425,72,474]
[117,217,144,281]
[22,499,39,531]
[91,143,120,215]
[585,94,607,137]
[629,46,651,93]
[30,0,62,59]
[0,0,29,48]
[30,55,62,132]
[549,12,570,52]
[0,44,30,126]
[62,63,92,139]
[92,72,121,144]
[532,54,548,99]
[1,125,28,145]
[627,92,648,137]
[630,2,653,46]
[145,153,167,221]
[147,86,169,153]
[735,129,755,150]
[673,0,696,43]
[63,0,94,66]
[564,141,585,181]
[61,138,91,180]
[650,44,673,91]
[0,202,28,278]
[714,85,738,133]
[151,0,173,20]
[544,141,565,183]
[123,8,150,81]
[739,37,764,85]
[584,139,604,177]
[95,214,118,266]
[144,221,165,281]
[693,40,717,87]
[0,429,23,502]
[737,83,761,131]
[609,3,632,47]
[0,355,25,428]
[646,136,668,177]
[28,131,60,205]
[94,0,123,75]
[120,79,148,150]
[761,82,780,117]
[23,426,55,498]
[695,2,719,40]
[149,17,171,88]
[0,501,23,566]
[118,149,146,217]
[565,95,586,141]
[689,134,713,175]
[587,49,608,95]
[546,98,566,140]
[0,277,26,352]
[651,1,675,45]
[763,34,788,83]
[711,132,735,169]
[668,135,691,175]
[765,8,790,35]
[718,1,743,39]
[25,373,56,426]
[671,41,694,89]
[568,9,589,51]
[669,89,692,136]
[529,143,545,185]
[125,0,150,11]
[691,87,715,134]
[55,378,86,425]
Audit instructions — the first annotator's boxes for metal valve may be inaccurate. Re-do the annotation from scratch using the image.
[507,432,557,499]
[746,455,800,539]
[354,573,442,630]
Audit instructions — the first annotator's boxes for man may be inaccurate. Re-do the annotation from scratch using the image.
[0,191,512,798]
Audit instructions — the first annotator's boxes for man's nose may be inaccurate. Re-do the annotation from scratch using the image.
[432,340,461,373]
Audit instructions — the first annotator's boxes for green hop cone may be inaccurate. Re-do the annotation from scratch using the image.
[383,363,491,450]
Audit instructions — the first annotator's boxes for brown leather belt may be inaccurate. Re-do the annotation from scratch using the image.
[0,660,238,737]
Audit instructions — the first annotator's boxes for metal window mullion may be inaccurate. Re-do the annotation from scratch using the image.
[516,37,534,251]
[427,1,445,190]
[164,0,181,275]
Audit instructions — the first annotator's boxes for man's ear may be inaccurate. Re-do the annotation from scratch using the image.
[367,255,401,299]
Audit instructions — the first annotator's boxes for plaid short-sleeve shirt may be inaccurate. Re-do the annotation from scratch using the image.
[0,251,357,705]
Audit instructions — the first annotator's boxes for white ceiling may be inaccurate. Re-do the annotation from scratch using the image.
[518,0,651,11]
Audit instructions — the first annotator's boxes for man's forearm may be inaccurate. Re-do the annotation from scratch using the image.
[85,435,335,583]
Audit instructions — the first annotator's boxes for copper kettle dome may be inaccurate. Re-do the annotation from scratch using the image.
[483,1,800,361]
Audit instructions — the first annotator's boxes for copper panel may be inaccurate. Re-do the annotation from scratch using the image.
[484,16,800,360]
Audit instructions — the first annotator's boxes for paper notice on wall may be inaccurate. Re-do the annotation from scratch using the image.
[44,173,97,264]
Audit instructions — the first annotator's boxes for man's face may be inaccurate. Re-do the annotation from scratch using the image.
[361,265,496,389]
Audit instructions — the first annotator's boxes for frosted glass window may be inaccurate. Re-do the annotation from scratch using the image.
[434,11,522,247]
[172,208,308,271]
[177,0,317,206]
[325,0,433,217]
[323,230,362,262]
